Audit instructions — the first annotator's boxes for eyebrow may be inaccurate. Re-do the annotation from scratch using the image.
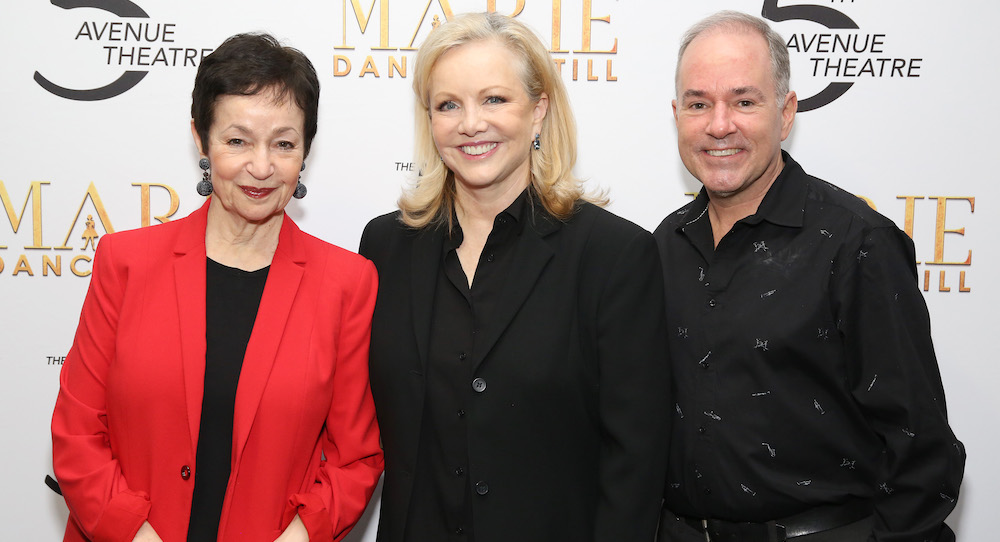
[731,86,766,99]
[681,89,706,100]
[224,124,301,137]
[681,86,767,100]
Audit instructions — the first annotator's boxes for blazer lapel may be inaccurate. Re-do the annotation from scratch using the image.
[173,201,211,451]
[410,226,446,372]
[471,210,561,371]
[232,213,305,462]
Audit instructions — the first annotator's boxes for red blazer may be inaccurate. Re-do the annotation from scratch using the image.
[52,202,383,542]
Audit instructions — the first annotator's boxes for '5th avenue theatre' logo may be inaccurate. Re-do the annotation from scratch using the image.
[33,0,211,101]
[761,0,923,112]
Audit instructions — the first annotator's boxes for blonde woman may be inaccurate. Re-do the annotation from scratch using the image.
[360,12,669,542]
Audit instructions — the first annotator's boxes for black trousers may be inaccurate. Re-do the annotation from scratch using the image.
[657,512,874,542]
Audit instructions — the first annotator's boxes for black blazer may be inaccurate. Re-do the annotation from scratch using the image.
[359,201,670,542]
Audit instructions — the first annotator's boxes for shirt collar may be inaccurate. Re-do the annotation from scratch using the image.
[444,187,531,252]
[674,150,807,234]
[747,150,807,228]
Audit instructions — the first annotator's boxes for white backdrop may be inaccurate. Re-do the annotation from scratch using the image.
[0,1,992,540]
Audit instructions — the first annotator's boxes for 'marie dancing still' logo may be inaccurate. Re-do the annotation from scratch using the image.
[0,180,181,277]
[331,1,621,83]
[34,0,212,101]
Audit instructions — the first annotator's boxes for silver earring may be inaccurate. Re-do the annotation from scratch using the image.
[293,161,307,199]
[196,157,213,196]
[532,133,541,150]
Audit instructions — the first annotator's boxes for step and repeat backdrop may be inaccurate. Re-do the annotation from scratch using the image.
[0,0,992,540]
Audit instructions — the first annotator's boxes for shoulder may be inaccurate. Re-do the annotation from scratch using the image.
[801,174,896,231]
[363,210,405,235]
[361,210,411,243]
[94,210,193,262]
[277,220,376,286]
[359,210,431,261]
[296,227,373,273]
[792,170,916,268]
[568,201,651,240]
[560,202,657,262]
[107,212,188,244]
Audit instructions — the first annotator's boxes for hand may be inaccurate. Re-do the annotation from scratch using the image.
[131,522,163,542]
[274,514,309,542]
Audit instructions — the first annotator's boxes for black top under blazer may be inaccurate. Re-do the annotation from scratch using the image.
[359,200,670,542]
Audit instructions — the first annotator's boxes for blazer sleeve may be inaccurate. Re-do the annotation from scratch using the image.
[593,229,672,542]
[285,258,384,542]
[51,234,151,542]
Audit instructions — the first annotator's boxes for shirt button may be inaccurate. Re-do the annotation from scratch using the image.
[459,351,467,361]
[475,481,489,495]
[455,527,464,535]
[457,409,466,417]
[486,253,495,262]
[180,465,191,480]
[455,467,464,476]
[472,377,487,393]
[708,299,717,308]
[704,488,712,495]
[698,426,706,434]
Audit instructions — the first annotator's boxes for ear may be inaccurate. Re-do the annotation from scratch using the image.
[672,99,679,122]
[532,92,549,134]
[779,91,797,141]
[190,119,205,156]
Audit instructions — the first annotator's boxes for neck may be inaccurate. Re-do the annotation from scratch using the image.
[706,158,784,248]
[452,176,528,289]
[205,201,282,271]
[454,177,529,231]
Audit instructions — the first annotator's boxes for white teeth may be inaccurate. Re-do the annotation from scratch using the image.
[461,143,498,155]
[707,149,740,157]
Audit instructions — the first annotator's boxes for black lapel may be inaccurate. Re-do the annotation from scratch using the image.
[471,210,562,371]
[410,225,446,372]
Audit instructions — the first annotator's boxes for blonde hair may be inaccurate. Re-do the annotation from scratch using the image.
[400,12,597,229]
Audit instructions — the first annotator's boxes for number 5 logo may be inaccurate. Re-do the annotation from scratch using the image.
[34,0,150,101]
[761,0,858,111]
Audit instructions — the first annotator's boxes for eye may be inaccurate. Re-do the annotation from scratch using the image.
[688,102,707,110]
[436,100,458,112]
[485,95,506,105]
[227,138,244,146]
[276,140,296,150]
[737,99,755,108]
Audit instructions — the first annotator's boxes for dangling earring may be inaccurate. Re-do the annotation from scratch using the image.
[532,133,541,150]
[196,157,213,196]
[293,161,307,199]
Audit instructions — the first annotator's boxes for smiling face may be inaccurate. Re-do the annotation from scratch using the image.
[193,89,305,229]
[428,39,547,201]
[673,29,796,205]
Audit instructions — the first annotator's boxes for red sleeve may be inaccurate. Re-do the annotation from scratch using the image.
[51,234,150,542]
[284,258,384,541]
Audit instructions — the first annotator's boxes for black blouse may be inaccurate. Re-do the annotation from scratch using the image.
[403,191,526,542]
[186,258,268,542]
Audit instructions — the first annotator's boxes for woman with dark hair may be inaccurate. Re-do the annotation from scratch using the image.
[360,12,669,542]
[51,33,383,542]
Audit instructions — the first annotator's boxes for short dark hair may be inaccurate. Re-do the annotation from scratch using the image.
[191,33,320,156]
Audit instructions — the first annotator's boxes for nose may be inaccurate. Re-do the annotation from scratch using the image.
[706,104,737,139]
[246,146,274,180]
[459,105,487,136]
